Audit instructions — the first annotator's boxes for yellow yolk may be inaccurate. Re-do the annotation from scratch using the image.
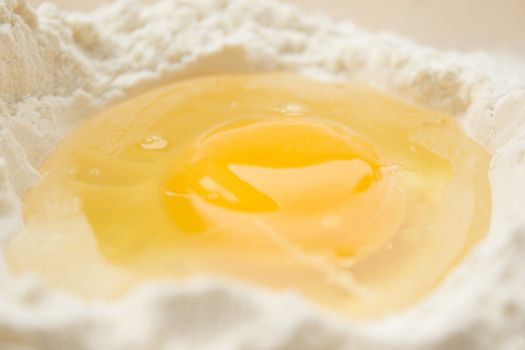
[163,117,405,261]
[6,73,491,317]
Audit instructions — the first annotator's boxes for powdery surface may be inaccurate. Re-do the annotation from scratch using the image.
[0,0,524,349]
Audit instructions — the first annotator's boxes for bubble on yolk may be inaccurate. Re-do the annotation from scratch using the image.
[6,73,491,318]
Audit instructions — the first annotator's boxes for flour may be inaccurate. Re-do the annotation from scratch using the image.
[1,0,525,349]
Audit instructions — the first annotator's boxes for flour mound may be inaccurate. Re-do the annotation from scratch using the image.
[1,1,524,349]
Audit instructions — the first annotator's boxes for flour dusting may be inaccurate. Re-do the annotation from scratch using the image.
[1,0,525,349]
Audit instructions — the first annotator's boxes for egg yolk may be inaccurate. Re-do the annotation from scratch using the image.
[6,73,491,317]
[163,117,405,261]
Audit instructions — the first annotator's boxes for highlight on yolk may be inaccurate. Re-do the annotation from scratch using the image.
[6,73,491,317]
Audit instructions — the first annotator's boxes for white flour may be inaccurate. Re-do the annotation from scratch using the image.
[1,0,525,349]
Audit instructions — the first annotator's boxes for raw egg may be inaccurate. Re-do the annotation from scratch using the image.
[7,73,491,317]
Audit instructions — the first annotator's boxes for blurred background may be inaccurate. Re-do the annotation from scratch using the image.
[28,0,525,57]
